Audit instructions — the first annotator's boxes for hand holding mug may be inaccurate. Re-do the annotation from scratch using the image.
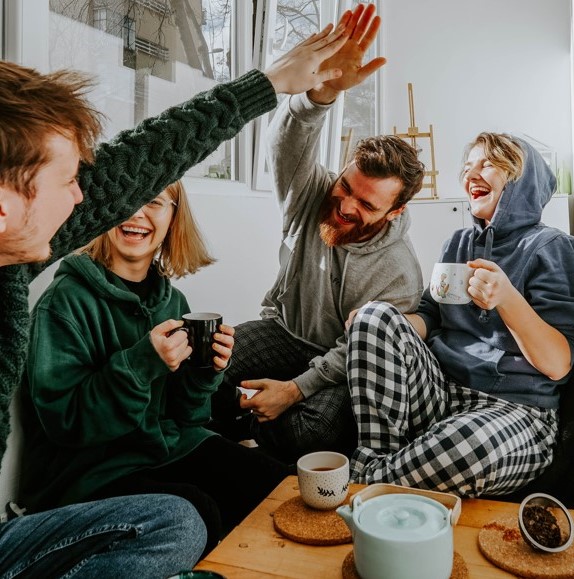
[150,319,193,371]
[467,258,515,310]
[212,324,235,371]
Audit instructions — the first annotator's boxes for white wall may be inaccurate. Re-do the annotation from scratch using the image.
[381,0,572,198]
[173,179,282,326]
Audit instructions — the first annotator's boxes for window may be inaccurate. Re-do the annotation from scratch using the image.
[93,8,107,31]
[252,0,382,190]
[122,16,135,50]
[5,0,381,189]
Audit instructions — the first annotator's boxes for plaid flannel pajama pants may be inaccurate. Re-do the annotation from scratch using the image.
[347,302,558,497]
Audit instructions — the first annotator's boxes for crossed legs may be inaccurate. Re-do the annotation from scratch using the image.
[348,302,558,497]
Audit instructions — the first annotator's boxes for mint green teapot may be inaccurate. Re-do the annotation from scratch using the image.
[337,484,461,579]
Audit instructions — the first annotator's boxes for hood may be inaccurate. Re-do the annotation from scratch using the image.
[469,137,556,324]
[55,254,172,309]
[339,206,413,255]
[473,137,556,240]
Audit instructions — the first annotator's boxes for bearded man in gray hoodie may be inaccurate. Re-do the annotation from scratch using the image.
[211,4,425,462]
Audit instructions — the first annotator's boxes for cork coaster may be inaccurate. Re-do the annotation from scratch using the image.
[478,516,574,578]
[341,549,468,579]
[273,496,352,546]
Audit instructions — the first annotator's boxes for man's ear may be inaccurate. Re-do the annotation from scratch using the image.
[0,185,16,234]
[386,204,406,222]
[0,187,10,234]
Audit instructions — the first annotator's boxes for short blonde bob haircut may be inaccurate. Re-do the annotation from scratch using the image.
[461,132,524,183]
[78,180,215,278]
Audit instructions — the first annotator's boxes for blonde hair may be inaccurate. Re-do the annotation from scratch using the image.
[0,61,102,198]
[78,180,215,278]
[461,132,524,182]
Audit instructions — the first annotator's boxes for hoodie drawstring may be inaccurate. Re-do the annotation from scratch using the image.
[478,227,494,323]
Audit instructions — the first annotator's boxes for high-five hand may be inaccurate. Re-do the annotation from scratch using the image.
[309,3,386,104]
[265,10,354,95]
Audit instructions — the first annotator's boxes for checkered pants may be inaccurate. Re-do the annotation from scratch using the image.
[347,302,558,497]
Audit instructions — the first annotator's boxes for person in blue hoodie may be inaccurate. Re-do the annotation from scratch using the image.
[346,132,574,496]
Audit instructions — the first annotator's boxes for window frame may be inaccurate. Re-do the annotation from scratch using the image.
[3,0,382,193]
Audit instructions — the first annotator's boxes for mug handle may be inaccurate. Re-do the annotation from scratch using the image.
[167,326,189,337]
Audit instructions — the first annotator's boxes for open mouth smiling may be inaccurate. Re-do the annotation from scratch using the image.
[470,186,490,200]
[334,208,358,225]
[120,225,152,240]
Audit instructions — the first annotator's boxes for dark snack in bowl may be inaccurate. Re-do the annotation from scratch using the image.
[522,505,562,548]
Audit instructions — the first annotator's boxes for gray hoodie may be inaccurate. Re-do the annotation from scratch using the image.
[262,94,423,397]
[417,138,574,408]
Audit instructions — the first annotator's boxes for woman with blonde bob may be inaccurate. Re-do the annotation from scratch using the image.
[20,180,290,553]
[346,133,574,498]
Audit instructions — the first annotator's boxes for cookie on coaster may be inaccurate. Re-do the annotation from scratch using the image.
[479,515,574,578]
[341,549,469,579]
[273,496,351,546]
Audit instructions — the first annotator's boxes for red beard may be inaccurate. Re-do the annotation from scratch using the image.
[318,193,388,247]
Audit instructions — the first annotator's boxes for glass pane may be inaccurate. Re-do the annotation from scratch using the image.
[48,0,234,180]
[259,0,321,178]
[339,0,378,171]
[275,1,320,50]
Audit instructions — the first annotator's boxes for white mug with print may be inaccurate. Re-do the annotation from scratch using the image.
[430,263,473,305]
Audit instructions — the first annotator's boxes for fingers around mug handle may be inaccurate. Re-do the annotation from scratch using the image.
[167,326,189,338]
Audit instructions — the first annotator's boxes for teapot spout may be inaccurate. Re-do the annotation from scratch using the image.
[336,504,353,531]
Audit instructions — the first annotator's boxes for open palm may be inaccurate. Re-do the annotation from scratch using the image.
[316,3,386,96]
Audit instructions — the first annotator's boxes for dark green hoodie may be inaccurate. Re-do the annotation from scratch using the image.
[19,254,221,511]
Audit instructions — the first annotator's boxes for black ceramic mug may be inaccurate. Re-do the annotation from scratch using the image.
[181,312,223,368]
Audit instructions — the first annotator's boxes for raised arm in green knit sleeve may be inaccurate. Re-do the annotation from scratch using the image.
[46,70,277,266]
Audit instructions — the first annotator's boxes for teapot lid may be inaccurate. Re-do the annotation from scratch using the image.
[357,494,449,541]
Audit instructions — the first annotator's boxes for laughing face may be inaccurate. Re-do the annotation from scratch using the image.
[463,144,509,224]
[318,162,404,247]
[107,192,176,279]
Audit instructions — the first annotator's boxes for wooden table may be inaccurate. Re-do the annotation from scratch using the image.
[193,475,536,578]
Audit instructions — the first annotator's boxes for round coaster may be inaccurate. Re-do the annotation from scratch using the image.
[273,496,351,546]
[479,516,574,578]
[341,549,469,579]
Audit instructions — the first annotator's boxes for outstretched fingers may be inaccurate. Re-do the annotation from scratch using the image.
[357,15,382,52]
[356,56,387,81]
[347,3,367,40]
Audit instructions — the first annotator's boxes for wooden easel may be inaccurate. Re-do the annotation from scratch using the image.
[393,83,439,199]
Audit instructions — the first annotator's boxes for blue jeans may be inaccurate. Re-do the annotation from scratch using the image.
[0,494,206,579]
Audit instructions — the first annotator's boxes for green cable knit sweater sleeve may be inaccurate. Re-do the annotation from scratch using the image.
[35,69,277,272]
[0,71,275,466]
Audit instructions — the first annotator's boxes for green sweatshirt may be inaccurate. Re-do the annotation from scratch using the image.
[19,254,222,511]
[0,69,275,476]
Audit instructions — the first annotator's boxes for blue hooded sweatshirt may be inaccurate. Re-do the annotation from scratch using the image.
[417,138,574,409]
